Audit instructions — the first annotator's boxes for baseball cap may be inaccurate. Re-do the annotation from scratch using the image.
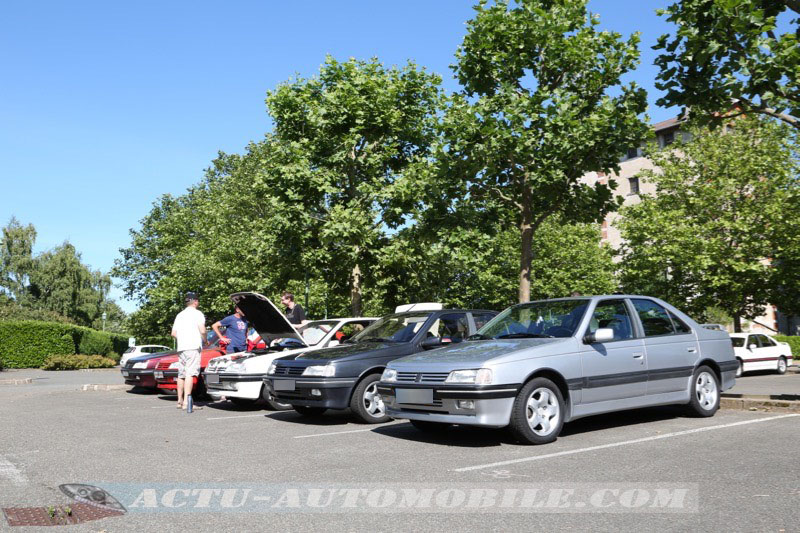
[185,291,199,302]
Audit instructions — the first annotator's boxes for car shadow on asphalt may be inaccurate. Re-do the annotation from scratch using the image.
[264,410,358,426]
[371,405,686,448]
[125,387,160,395]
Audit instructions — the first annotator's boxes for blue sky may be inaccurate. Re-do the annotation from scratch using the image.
[0,1,674,313]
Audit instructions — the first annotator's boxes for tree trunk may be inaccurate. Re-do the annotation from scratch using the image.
[518,203,533,304]
[733,315,742,333]
[350,262,363,317]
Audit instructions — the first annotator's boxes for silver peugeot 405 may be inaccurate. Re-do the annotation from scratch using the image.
[377,295,737,445]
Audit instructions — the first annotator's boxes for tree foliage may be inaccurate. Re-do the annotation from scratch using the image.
[617,116,800,328]
[655,0,800,129]
[441,0,649,302]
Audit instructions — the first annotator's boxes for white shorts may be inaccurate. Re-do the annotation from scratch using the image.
[178,350,201,378]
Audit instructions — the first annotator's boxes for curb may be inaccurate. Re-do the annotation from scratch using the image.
[721,394,800,413]
[0,378,33,385]
[81,384,128,391]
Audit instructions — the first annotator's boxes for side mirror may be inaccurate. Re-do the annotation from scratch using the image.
[748,344,757,350]
[584,328,614,344]
[420,337,443,350]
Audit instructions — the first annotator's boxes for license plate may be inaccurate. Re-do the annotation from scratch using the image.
[206,373,219,384]
[121,371,129,377]
[273,379,295,391]
[396,388,434,405]
[155,371,164,379]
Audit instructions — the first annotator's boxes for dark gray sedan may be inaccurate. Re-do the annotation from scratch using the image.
[378,296,737,444]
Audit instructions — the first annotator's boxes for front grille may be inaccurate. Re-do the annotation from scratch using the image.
[395,372,449,383]
[156,361,172,370]
[397,399,443,407]
[272,366,305,376]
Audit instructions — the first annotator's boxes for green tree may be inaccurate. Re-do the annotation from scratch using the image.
[441,0,648,303]
[266,56,444,316]
[655,0,800,129]
[0,217,37,303]
[617,116,800,330]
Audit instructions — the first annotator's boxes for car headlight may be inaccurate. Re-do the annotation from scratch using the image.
[168,361,180,369]
[132,362,147,369]
[228,362,244,373]
[302,365,336,377]
[381,368,397,382]
[268,362,277,375]
[445,368,493,384]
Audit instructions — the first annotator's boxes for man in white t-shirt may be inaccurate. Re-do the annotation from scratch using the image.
[171,292,206,409]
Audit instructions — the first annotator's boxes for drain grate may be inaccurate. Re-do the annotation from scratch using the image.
[3,503,123,527]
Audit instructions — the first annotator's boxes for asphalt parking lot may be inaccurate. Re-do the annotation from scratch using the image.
[1,369,799,531]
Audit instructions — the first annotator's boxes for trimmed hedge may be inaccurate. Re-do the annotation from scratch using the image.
[41,354,116,370]
[775,336,800,360]
[0,320,131,368]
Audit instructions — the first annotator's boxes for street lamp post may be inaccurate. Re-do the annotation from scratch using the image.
[102,312,107,332]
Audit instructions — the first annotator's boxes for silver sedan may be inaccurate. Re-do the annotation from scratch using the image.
[378,295,737,445]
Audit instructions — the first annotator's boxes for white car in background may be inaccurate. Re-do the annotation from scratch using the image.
[730,333,793,377]
[205,291,376,409]
[119,344,171,366]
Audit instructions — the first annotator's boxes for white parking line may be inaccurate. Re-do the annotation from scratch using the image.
[294,422,400,439]
[0,456,27,484]
[454,413,800,472]
[206,413,269,420]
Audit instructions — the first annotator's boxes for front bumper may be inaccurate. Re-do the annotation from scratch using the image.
[156,370,200,390]
[121,368,156,388]
[205,372,265,400]
[377,382,519,428]
[264,376,358,409]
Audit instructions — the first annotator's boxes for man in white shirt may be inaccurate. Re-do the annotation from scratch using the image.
[171,292,206,409]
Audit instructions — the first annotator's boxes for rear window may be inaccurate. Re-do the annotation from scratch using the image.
[123,347,134,354]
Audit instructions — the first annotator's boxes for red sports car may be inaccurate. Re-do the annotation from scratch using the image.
[154,334,226,397]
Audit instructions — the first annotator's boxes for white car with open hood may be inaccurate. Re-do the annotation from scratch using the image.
[205,292,376,409]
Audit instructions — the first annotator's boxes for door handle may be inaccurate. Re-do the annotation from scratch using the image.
[687,347,697,353]
[632,352,644,359]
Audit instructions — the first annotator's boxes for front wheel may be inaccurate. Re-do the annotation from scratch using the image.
[685,366,720,417]
[350,373,390,424]
[230,397,257,407]
[735,359,743,378]
[777,356,788,375]
[261,385,293,411]
[508,377,565,445]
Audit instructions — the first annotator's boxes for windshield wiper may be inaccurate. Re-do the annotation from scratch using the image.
[467,333,491,340]
[496,333,554,339]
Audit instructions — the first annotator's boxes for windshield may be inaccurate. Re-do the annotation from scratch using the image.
[478,299,590,339]
[351,313,431,343]
[299,320,339,346]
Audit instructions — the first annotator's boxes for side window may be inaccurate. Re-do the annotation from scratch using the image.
[631,299,676,337]
[586,299,633,341]
[427,313,469,342]
[747,335,760,348]
[756,334,775,347]
[731,337,745,348]
[472,312,495,331]
[667,311,692,334]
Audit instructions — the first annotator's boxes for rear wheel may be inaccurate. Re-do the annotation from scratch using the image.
[508,377,564,445]
[685,366,719,417]
[350,373,389,424]
[293,405,327,416]
[409,420,452,433]
[777,356,788,375]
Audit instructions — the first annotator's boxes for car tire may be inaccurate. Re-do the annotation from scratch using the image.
[685,365,720,417]
[349,373,390,424]
[508,377,565,445]
[230,397,257,407]
[261,386,293,411]
[293,406,327,416]
[777,356,788,375]
[409,420,452,433]
[735,359,743,378]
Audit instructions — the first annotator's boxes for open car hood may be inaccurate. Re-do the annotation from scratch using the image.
[230,292,307,347]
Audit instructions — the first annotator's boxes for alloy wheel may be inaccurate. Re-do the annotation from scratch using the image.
[526,387,560,436]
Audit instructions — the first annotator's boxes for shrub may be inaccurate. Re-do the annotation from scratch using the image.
[107,351,121,363]
[76,328,113,356]
[775,336,800,360]
[41,354,116,370]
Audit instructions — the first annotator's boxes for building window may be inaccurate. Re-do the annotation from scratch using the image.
[626,147,639,160]
[661,131,675,147]
[628,177,640,195]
